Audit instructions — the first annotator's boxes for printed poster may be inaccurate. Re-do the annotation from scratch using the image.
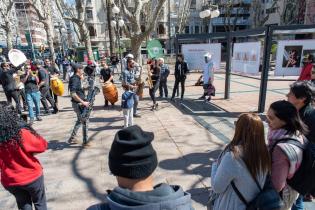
[275,40,315,76]
[181,43,221,71]
[232,42,261,75]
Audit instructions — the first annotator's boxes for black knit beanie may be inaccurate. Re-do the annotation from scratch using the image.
[109,125,158,179]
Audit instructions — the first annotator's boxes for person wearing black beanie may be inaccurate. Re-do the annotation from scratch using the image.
[87,125,194,210]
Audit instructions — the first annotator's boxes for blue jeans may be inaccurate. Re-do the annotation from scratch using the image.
[26,91,41,119]
[70,103,88,143]
[291,195,304,210]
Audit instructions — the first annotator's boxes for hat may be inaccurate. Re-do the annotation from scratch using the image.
[126,53,134,59]
[73,63,83,70]
[108,125,157,179]
[87,60,93,65]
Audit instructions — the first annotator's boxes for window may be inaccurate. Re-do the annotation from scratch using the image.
[185,26,189,34]
[190,0,196,9]
[158,24,165,34]
[88,26,96,36]
[195,26,199,34]
[86,10,93,19]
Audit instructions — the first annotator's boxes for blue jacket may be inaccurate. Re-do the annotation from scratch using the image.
[86,184,194,210]
[160,64,170,81]
[121,91,134,109]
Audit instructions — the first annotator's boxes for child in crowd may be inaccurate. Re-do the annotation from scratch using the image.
[121,87,135,128]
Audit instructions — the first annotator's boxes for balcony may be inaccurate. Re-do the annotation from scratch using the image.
[212,17,251,26]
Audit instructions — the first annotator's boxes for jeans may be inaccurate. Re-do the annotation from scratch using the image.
[159,79,168,97]
[26,91,41,119]
[172,77,186,99]
[5,175,47,210]
[5,90,22,113]
[70,103,88,143]
[40,86,57,112]
[19,88,28,109]
[123,107,133,128]
[291,195,304,210]
[133,94,139,115]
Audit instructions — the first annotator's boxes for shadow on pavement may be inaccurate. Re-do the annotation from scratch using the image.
[48,140,82,151]
[89,117,122,123]
[159,149,223,206]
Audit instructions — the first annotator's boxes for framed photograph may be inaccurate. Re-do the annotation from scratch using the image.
[282,45,303,68]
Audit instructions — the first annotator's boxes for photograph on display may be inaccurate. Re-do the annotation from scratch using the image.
[302,50,315,64]
[282,45,303,68]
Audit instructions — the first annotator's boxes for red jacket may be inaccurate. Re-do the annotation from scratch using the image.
[0,128,47,187]
[298,63,313,81]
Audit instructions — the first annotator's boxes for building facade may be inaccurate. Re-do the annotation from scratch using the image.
[14,0,46,48]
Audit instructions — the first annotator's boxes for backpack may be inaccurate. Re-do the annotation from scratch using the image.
[231,174,284,210]
[271,138,315,196]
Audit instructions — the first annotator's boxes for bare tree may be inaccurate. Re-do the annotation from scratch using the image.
[251,0,277,28]
[27,0,56,62]
[116,0,167,61]
[279,0,305,25]
[177,0,192,33]
[102,0,115,55]
[56,0,94,60]
[0,0,15,51]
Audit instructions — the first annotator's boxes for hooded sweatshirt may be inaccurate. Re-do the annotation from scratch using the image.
[87,183,194,210]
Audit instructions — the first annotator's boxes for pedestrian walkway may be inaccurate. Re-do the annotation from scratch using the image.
[0,71,314,209]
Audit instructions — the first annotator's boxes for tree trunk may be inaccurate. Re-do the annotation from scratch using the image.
[5,23,13,51]
[130,37,142,64]
[105,0,114,55]
[79,23,94,61]
[43,20,56,63]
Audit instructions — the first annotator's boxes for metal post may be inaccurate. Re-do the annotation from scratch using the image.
[224,32,232,99]
[258,25,273,113]
[168,0,171,54]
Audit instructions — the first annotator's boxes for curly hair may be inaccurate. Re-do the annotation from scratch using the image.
[0,102,39,147]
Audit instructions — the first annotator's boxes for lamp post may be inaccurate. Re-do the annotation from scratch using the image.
[111,5,124,74]
[21,1,36,60]
[199,4,220,33]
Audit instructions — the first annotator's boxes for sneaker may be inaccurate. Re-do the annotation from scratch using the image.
[36,116,43,121]
[199,96,206,100]
[52,109,59,114]
[133,113,141,118]
[29,119,34,125]
[44,110,51,115]
[155,103,159,110]
[68,137,79,144]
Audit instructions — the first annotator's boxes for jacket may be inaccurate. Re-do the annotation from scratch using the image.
[87,183,194,210]
[211,151,267,210]
[300,104,315,143]
[0,68,17,92]
[160,64,170,81]
[121,91,134,109]
[298,63,313,81]
[174,61,189,80]
[0,128,47,187]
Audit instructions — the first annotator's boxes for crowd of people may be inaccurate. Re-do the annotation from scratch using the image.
[0,50,314,210]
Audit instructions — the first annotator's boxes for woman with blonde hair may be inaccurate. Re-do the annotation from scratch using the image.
[211,113,271,210]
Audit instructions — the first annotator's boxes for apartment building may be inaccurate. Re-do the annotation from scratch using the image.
[14,0,46,47]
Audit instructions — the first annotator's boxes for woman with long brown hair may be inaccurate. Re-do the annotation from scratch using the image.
[211,113,271,210]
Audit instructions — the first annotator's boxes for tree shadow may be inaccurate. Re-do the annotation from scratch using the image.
[48,140,82,151]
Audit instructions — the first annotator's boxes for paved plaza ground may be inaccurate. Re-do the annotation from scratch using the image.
[0,70,314,210]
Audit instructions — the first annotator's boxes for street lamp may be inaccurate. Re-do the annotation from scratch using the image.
[111,5,124,74]
[56,23,67,57]
[199,4,220,33]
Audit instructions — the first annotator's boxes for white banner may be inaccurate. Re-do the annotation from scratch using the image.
[231,42,261,75]
[275,40,315,76]
[181,43,221,71]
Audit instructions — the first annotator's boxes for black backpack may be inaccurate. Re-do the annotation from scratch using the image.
[231,174,284,210]
[271,138,315,196]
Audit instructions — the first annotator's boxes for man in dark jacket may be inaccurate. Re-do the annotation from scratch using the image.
[287,81,315,210]
[44,58,60,105]
[0,62,22,114]
[171,53,189,100]
[87,125,194,210]
[36,61,58,114]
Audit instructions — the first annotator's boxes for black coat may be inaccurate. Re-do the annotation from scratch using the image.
[174,61,189,80]
[300,104,315,143]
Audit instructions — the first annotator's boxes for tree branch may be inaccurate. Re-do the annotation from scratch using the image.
[143,0,166,37]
